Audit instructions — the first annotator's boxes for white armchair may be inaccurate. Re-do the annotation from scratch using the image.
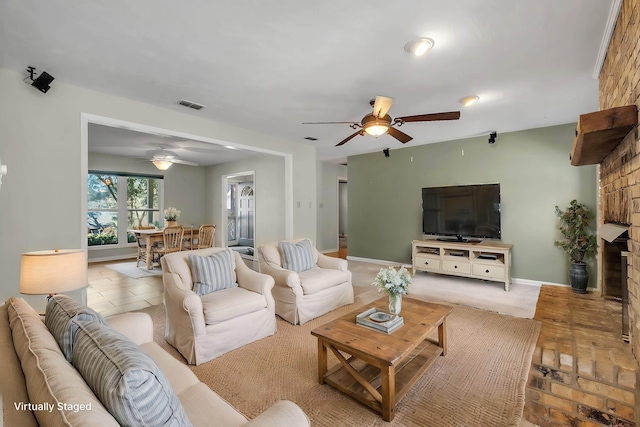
[257,239,354,325]
[161,248,276,365]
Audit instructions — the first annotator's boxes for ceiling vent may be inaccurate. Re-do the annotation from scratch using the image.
[304,137,318,141]
[178,99,206,110]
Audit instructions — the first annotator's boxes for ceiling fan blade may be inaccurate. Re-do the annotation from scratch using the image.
[335,130,363,147]
[373,96,394,119]
[388,127,413,144]
[302,121,359,125]
[171,159,199,167]
[396,111,461,123]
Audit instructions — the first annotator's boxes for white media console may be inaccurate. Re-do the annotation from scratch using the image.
[411,239,513,291]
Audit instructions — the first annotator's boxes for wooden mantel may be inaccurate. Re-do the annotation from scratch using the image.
[570,105,638,166]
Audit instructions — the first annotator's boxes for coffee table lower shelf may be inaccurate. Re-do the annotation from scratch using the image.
[322,338,443,419]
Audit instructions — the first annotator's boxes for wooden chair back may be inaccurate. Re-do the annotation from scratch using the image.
[197,225,216,249]
[163,225,184,254]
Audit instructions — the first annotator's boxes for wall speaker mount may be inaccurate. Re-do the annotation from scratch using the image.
[26,66,55,93]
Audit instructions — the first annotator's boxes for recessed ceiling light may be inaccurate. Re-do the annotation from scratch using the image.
[460,95,480,106]
[404,38,434,56]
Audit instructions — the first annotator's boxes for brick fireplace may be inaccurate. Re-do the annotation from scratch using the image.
[599,0,640,362]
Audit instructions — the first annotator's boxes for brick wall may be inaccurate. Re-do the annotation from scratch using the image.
[599,0,640,361]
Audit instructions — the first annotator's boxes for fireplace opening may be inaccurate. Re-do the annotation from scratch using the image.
[600,223,630,341]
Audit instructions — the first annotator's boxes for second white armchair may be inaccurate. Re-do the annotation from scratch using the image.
[257,239,354,325]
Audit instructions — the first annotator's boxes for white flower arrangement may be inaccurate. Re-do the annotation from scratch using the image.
[372,266,411,296]
[164,207,181,221]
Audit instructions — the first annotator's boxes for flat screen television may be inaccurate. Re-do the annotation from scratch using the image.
[422,183,501,241]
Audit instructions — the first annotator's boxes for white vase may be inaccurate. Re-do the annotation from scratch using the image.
[389,293,402,316]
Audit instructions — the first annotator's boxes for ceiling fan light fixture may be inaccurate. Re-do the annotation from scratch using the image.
[152,160,173,170]
[460,95,480,106]
[364,124,389,137]
[404,38,434,56]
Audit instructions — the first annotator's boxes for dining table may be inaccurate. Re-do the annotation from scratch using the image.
[129,226,198,269]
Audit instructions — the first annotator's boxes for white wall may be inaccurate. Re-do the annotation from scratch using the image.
[0,67,316,312]
[316,161,347,252]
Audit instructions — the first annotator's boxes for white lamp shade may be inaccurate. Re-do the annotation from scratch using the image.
[20,249,88,295]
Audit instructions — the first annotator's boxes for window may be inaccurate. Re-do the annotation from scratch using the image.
[88,172,163,247]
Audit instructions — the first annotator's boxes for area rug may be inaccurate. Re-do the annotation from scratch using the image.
[106,261,162,279]
[409,272,541,319]
[140,290,540,427]
[348,260,540,319]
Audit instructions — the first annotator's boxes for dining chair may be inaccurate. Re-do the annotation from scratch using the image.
[161,225,184,256]
[135,234,156,268]
[181,225,195,250]
[197,224,216,249]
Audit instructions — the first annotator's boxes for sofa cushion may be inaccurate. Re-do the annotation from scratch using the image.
[45,294,108,362]
[202,287,267,325]
[72,321,192,427]
[298,268,351,295]
[6,297,119,427]
[280,239,316,273]
[189,249,238,296]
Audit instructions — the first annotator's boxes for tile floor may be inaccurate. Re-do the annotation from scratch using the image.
[87,260,164,317]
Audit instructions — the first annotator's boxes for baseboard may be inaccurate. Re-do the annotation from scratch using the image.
[321,248,339,254]
[346,256,408,267]
[88,254,136,263]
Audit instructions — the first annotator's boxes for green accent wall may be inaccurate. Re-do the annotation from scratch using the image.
[347,123,597,285]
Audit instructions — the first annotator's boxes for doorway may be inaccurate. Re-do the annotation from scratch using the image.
[338,177,347,259]
[222,171,256,259]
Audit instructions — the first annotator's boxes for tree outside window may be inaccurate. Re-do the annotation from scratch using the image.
[88,173,162,246]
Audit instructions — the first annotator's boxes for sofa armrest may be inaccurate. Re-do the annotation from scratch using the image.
[106,312,154,345]
[243,400,310,427]
[317,252,348,271]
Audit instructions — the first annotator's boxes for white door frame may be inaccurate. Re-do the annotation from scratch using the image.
[221,171,255,249]
[336,176,347,251]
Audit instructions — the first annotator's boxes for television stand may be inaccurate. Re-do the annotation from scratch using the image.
[411,239,513,291]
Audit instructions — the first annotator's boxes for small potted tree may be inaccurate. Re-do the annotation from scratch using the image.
[554,200,597,293]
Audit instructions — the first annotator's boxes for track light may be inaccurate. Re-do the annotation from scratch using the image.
[383,148,390,158]
[25,66,55,93]
[488,131,497,144]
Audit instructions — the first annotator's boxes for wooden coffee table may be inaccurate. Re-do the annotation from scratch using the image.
[310,297,452,421]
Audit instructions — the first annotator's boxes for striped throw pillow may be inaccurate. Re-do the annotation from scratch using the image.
[72,321,192,427]
[280,239,316,273]
[188,249,238,296]
[45,295,109,362]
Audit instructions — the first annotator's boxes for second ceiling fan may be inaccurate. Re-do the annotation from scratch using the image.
[303,96,461,146]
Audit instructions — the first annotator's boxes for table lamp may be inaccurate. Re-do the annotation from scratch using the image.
[20,249,88,301]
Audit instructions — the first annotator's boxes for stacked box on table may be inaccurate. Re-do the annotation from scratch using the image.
[356,308,404,334]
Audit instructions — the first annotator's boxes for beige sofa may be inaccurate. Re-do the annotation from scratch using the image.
[258,239,354,325]
[161,248,277,365]
[0,297,309,426]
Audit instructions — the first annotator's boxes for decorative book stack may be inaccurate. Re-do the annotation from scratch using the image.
[356,307,404,334]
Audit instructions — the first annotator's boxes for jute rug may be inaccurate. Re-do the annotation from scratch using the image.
[139,290,540,427]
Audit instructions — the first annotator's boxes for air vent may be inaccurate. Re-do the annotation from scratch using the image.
[304,137,318,141]
[178,99,206,110]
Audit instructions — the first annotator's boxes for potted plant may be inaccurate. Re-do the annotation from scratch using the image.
[554,200,597,293]
[164,207,181,227]
[372,266,411,315]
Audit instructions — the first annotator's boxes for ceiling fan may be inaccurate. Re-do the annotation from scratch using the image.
[303,96,461,146]
[144,147,199,170]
